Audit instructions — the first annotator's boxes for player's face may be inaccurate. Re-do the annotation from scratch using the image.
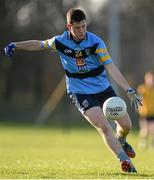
[67,20,87,41]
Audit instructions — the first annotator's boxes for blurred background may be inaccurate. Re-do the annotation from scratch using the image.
[0,0,154,128]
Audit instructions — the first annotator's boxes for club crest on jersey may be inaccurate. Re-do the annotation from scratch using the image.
[85,48,90,56]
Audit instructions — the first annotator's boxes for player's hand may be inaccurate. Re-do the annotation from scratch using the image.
[4,43,16,57]
[127,88,142,109]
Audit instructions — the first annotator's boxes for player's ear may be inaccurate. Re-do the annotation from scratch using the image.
[66,23,72,31]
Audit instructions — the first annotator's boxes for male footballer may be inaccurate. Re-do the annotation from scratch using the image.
[4,8,142,173]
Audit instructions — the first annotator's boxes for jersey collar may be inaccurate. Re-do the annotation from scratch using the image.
[67,31,87,42]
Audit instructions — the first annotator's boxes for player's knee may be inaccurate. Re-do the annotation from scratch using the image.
[121,122,132,132]
[119,121,132,131]
[119,115,132,131]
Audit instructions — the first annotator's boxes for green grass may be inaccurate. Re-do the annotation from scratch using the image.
[0,124,154,179]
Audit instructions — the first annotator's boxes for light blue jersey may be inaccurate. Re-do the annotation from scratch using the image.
[41,31,113,94]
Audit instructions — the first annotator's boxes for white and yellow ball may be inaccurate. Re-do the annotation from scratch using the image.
[103,97,127,120]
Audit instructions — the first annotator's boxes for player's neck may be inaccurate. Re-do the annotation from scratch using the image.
[70,33,84,44]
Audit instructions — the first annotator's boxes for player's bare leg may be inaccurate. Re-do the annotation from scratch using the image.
[83,106,137,173]
[115,113,136,158]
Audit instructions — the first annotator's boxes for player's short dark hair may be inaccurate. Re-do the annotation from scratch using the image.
[66,8,86,24]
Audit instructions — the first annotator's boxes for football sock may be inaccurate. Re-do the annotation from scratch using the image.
[117,151,130,161]
[116,134,126,145]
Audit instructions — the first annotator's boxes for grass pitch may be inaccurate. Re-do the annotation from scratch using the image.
[0,124,154,179]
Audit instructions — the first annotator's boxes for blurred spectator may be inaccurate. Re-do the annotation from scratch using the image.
[137,71,154,149]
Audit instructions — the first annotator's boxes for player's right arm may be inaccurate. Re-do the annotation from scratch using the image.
[4,37,56,57]
[15,40,43,51]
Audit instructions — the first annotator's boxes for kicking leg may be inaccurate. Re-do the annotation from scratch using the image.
[115,113,136,158]
[115,112,132,139]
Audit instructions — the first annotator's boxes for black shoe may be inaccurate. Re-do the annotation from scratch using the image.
[122,141,136,158]
[121,160,137,173]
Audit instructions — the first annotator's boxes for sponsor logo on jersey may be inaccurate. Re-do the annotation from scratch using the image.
[76,58,88,73]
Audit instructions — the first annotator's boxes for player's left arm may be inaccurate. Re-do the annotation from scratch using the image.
[95,38,142,108]
[105,62,142,108]
[105,62,131,91]
[95,39,130,90]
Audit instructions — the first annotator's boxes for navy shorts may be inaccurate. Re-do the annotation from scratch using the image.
[69,86,117,114]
